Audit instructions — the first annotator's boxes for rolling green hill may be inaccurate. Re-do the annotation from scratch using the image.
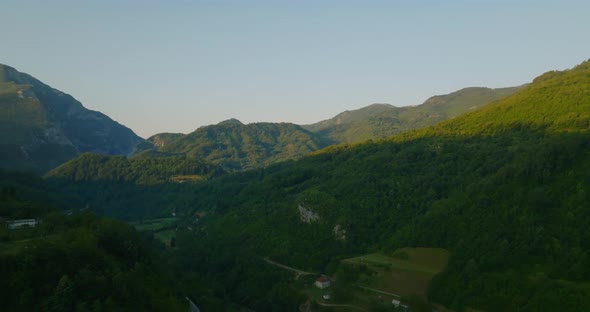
[169,60,590,311]
[142,120,331,171]
[137,87,515,173]
[44,153,226,219]
[0,64,143,173]
[46,153,224,185]
[304,86,519,143]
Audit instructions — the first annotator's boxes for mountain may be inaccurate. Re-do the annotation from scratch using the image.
[46,152,224,185]
[304,86,519,143]
[138,87,515,172]
[0,64,143,173]
[0,170,186,311]
[44,151,226,219]
[147,132,186,148]
[167,60,590,311]
[141,120,330,171]
[133,132,186,154]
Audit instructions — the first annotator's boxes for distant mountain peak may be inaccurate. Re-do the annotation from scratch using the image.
[217,118,243,126]
[304,86,519,144]
[0,64,143,173]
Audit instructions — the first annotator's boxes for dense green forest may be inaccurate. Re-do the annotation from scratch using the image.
[135,87,518,173]
[2,60,589,311]
[140,120,330,171]
[45,153,225,220]
[47,153,224,185]
[0,172,186,312]
[163,60,590,311]
[304,86,519,144]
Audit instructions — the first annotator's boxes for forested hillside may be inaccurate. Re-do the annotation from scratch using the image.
[134,87,515,174]
[141,120,330,171]
[17,60,590,311]
[47,153,224,185]
[167,60,590,311]
[44,154,225,219]
[0,171,185,312]
[304,86,518,143]
[0,64,143,173]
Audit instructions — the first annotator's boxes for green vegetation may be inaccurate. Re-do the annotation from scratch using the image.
[344,248,449,275]
[164,60,590,311]
[0,176,185,312]
[44,153,225,220]
[142,120,331,172]
[130,217,179,232]
[304,86,519,144]
[3,59,590,311]
[341,248,449,305]
[135,87,516,174]
[131,217,179,246]
[47,153,224,185]
[0,63,143,174]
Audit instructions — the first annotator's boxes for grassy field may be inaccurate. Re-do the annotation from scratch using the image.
[130,217,179,232]
[130,217,178,246]
[344,248,449,274]
[289,248,451,311]
[154,229,176,246]
[342,247,450,304]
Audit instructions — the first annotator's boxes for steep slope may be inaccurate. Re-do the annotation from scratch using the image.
[148,132,186,148]
[44,152,226,219]
[304,86,519,143]
[46,153,224,185]
[0,64,143,173]
[149,120,330,171]
[171,60,590,311]
[133,132,186,154]
[0,171,186,311]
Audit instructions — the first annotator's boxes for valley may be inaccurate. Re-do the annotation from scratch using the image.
[1,59,590,311]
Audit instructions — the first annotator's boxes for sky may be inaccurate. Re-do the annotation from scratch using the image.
[1,0,589,138]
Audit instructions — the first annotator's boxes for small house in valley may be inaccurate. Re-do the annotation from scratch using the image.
[7,219,39,229]
[314,276,331,289]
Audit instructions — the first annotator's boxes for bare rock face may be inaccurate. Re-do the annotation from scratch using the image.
[333,224,347,241]
[297,205,320,223]
[0,63,143,173]
[148,133,186,148]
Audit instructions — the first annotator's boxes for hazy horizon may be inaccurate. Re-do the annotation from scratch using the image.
[2,0,589,137]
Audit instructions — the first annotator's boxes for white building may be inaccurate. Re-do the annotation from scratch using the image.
[314,276,331,289]
[7,219,38,229]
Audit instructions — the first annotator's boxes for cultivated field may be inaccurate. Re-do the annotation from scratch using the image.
[343,247,450,299]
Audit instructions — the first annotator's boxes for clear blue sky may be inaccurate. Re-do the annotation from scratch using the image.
[1,0,589,138]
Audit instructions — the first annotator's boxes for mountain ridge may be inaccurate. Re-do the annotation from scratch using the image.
[304,86,520,144]
[0,64,143,173]
[136,86,519,171]
[166,59,590,311]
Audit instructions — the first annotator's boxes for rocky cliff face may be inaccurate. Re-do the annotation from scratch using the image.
[0,64,143,173]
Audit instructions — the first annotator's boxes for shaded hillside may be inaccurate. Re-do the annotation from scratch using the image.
[46,153,224,185]
[135,87,516,171]
[133,133,186,154]
[0,64,143,173]
[169,60,590,311]
[145,120,330,171]
[304,86,519,143]
[44,153,226,219]
[0,173,185,312]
